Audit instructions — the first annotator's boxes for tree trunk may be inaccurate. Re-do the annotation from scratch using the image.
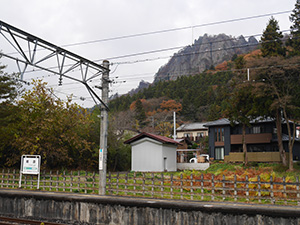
[283,109,294,171]
[289,143,294,171]
[288,122,296,171]
[276,109,287,166]
[242,123,248,166]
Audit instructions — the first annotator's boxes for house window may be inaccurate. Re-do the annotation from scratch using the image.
[221,128,224,141]
[215,147,224,160]
[253,126,260,134]
[184,133,191,138]
[250,126,264,134]
[215,127,224,142]
[197,132,204,138]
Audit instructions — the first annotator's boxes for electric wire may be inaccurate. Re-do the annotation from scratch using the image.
[3,10,292,62]
[31,58,300,104]
[0,9,295,105]
[60,10,292,47]
[6,28,291,80]
[109,30,291,64]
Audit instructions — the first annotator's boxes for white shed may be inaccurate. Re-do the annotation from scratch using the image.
[124,132,180,172]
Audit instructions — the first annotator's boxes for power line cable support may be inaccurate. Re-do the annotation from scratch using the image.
[0,20,109,109]
[99,60,110,195]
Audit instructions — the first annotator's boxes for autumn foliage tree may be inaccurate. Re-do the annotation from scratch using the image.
[248,56,300,170]
[159,99,182,112]
[7,80,95,169]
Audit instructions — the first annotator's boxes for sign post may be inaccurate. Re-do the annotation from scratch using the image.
[19,155,41,189]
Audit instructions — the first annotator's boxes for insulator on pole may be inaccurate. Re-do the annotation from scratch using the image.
[58,75,63,86]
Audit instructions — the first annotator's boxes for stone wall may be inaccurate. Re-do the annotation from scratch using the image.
[0,189,299,225]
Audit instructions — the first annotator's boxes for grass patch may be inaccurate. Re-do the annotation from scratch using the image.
[205,163,243,175]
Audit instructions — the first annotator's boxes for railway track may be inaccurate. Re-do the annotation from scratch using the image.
[0,216,66,225]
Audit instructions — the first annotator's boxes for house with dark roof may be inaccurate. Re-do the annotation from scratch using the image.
[124,132,180,172]
[204,118,300,162]
[176,122,208,142]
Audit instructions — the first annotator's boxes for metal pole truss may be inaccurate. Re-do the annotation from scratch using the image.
[0,20,109,109]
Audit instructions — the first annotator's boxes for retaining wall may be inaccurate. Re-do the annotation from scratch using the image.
[0,189,300,225]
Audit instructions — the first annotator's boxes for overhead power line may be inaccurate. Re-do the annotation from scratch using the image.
[3,10,293,72]
[4,10,293,60]
[21,30,293,87]
[19,28,293,90]
[61,10,292,48]
[2,10,294,104]
[101,29,291,63]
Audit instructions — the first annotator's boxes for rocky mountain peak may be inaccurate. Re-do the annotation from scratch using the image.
[154,34,258,82]
[127,80,150,96]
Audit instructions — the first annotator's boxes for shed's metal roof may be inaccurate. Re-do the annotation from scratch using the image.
[124,132,180,145]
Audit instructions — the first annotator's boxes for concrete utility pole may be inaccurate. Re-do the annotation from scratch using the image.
[99,60,110,195]
[173,111,177,140]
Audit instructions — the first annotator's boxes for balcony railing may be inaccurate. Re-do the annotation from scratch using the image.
[230,133,272,144]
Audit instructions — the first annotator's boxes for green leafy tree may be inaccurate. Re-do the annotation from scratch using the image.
[106,114,131,171]
[249,56,300,170]
[248,58,287,166]
[0,64,23,167]
[260,17,285,57]
[89,108,133,172]
[109,71,233,123]
[0,73,21,102]
[9,80,95,169]
[223,75,261,166]
[208,103,222,121]
[234,55,246,69]
[288,0,300,55]
[134,99,146,129]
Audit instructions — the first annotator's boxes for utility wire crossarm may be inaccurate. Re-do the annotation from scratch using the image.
[0,20,109,109]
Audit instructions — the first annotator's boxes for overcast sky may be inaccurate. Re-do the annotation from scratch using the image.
[0,0,297,107]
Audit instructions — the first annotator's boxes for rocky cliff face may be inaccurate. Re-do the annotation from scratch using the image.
[127,80,150,96]
[154,34,258,82]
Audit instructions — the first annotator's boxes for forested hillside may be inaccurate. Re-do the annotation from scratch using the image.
[2,1,300,171]
[109,68,234,122]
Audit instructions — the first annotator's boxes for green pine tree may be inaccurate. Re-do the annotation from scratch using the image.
[260,17,285,57]
[288,0,300,55]
[134,99,146,128]
[223,74,263,166]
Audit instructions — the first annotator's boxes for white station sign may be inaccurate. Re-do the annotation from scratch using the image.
[19,155,41,189]
[22,157,40,174]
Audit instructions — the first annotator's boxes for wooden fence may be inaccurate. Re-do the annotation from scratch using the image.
[0,169,99,194]
[1,169,300,205]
